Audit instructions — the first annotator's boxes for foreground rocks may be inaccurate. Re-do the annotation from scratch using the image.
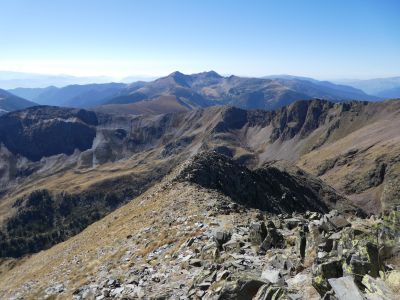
[64,206,399,300]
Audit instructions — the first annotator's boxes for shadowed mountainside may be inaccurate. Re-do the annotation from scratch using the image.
[0,89,37,115]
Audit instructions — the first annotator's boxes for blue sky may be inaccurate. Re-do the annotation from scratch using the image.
[0,0,399,79]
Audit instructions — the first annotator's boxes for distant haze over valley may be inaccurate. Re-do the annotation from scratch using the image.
[2,69,399,116]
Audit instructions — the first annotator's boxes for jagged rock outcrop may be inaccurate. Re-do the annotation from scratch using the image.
[175,151,351,213]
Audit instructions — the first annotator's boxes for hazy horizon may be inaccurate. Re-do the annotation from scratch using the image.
[1,69,399,84]
[1,0,399,80]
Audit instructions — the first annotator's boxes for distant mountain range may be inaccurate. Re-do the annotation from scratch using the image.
[8,71,380,114]
[335,76,400,98]
[9,83,127,107]
[0,88,37,114]
[100,71,379,112]
[0,71,114,89]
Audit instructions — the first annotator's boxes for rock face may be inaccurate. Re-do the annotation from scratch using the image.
[0,106,97,161]
[175,151,350,213]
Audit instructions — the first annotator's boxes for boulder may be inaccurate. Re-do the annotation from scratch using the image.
[189,259,203,267]
[346,254,371,284]
[312,259,343,295]
[260,228,284,251]
[285,218,304,230]
[312,275,331,296]
[362,274,396,300]
[321,211,350,232]
[249,222,268,245]
[328,276,364,300]
[253,284,284,300]
[222,233,246,252]
[365,242,382,277]
[320,259,343,279]
[218,278,268,300]
[321,290,338,300]
[213,230,232,249]
[318,239,334,252]
[385,270,400,293]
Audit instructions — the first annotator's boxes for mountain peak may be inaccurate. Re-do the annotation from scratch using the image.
[165,71,190,86]
[197,70,222,78]
[168,70,185,77]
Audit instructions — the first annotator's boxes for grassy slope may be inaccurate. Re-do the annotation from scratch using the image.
[0,164,238,298]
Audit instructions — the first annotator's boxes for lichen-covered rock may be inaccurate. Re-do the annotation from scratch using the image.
[362,274,396,300]
[312,259,343,295]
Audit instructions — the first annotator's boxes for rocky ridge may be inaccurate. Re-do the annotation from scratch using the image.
[0,152,397,299]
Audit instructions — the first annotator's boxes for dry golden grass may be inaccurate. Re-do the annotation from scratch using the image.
[304,248,317,268]
[0,163,224,299]
[0,150,175,223]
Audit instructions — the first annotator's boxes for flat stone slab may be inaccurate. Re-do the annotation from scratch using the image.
[328,276,364,300]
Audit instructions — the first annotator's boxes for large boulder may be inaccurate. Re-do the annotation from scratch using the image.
[260,228,285,252]
[320,210,350,233]
[312,259,343,295]
[328,276,364,300]
[218,278,268,300]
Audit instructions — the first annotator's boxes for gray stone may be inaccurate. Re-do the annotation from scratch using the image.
[249,222,268,245]
[261,268,284,286]
[218,278,267,300]
[320,259,343,279]
[260,228,284,251]
[45,283,65,295]
[213,230,232,249]
[362,274,396,300]
[348,254,371,284]
[328,276,364,300]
